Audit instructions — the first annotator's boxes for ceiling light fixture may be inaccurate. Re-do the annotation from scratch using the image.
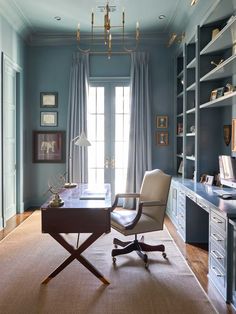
[159,15,166,20]
[76,1,140,58]
[54,16,61,21]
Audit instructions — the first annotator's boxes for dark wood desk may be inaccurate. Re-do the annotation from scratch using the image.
[41,184,111,284]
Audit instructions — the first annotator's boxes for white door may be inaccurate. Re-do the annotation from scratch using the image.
[3,59,17,221]
[87,81,130,196]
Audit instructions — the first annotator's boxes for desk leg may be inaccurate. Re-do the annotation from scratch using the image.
[42,233,110,285]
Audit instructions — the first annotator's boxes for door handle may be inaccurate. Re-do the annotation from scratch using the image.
[105,158,110,169]
[104,157,115,169]
[110,158,115,169]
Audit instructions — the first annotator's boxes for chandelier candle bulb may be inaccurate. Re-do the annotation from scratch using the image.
[108,34,112,49]
[122,9,125,24]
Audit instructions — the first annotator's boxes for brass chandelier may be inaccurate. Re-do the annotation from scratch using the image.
[76,1,140,58]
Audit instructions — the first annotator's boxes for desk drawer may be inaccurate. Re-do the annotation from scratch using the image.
[196,198,209,213]
[210,209,226,233]
[210,240,226,269]
[209,256,226,296]
[41,208,111,233]
[210,225,226,251]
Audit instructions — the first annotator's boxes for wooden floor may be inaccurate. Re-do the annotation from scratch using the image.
[0,211,236,313]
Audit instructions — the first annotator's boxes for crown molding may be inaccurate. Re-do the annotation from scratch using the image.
[0,0,32,40]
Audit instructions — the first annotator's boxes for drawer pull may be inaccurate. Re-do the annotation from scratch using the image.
[212,216,223,224]
[211,250,224,260]
[211,233,223,242]
[212,266,224,277]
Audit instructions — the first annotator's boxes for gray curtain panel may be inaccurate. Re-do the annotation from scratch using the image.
[66,52,89,183]
[125,52,152,195]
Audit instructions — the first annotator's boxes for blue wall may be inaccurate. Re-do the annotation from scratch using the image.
[26,41,173,206]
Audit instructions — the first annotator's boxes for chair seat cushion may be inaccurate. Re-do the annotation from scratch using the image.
[111,209,163,236]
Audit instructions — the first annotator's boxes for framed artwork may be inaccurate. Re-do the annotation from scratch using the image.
[33,131,64,163]
[40,111,58,127]
[156,115,168,128]
[157,131,169,146]
[40,92,58,108]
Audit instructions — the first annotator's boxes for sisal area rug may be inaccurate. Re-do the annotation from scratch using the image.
[0,211,217,314]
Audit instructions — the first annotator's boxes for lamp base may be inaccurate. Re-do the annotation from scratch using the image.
[64,182,77,188]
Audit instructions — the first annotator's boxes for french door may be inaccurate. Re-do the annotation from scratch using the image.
[87,80,130,196]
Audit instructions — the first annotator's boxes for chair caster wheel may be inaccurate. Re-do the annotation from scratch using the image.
[162,252,167,259]
[114,244,118,248]
[112,257,116,264]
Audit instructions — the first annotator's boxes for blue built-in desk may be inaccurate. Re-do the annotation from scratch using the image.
[167,177,236,306]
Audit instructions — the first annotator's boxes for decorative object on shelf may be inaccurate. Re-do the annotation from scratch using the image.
[64,131,91,188]
[40,92,58,108]
[211,28,220,40]
[210,89,217,101]
[157,131,168,146]
[223,124,231,146]
[232,43,236,55]
[76,1,140,59]
[210,59,224,67]
[40,111,58,127]
[47,174,65,207]
[177,123,183,135]
[224,83,236,96]
[167,32,185,47]
[190,125,195,133]
[232,119,236,152]
[216,86,225,98]
[178,160,183,174]
[156,115,168,128]
[33,131,64,163]
[227,15,235,24]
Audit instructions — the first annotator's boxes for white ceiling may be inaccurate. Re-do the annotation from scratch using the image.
[0,0,216,43]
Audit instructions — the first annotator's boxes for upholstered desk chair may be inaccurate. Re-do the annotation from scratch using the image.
[111,169,171,268]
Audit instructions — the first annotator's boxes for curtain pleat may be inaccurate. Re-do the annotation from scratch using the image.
[66,52,89,183]
[125,52,152,195]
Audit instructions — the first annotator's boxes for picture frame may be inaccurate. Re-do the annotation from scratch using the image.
[204,175,214,185]
[40,92,58,108]
[157,131,169,146]
[210,89,217,101]
[40,111,58,127]
[33,131,64,163]
[156,115,168,128]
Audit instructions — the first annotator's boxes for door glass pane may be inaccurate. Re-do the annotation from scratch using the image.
[115,86,130,193]
[87,86,104,185]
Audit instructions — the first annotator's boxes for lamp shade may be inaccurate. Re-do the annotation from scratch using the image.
[74,131,91,147]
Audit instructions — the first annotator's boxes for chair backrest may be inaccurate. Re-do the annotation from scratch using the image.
[139,169,171,225]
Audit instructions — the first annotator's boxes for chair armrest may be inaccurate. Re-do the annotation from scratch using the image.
[111,193,140,211]
[139,200,166,207]
[125,200,166,230]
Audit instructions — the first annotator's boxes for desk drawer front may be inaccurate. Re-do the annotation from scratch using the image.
[210,225,226,251]
[210,209,226,233]
[210,241,226,269]
[209,256,226,297]
[42,208,111,233]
